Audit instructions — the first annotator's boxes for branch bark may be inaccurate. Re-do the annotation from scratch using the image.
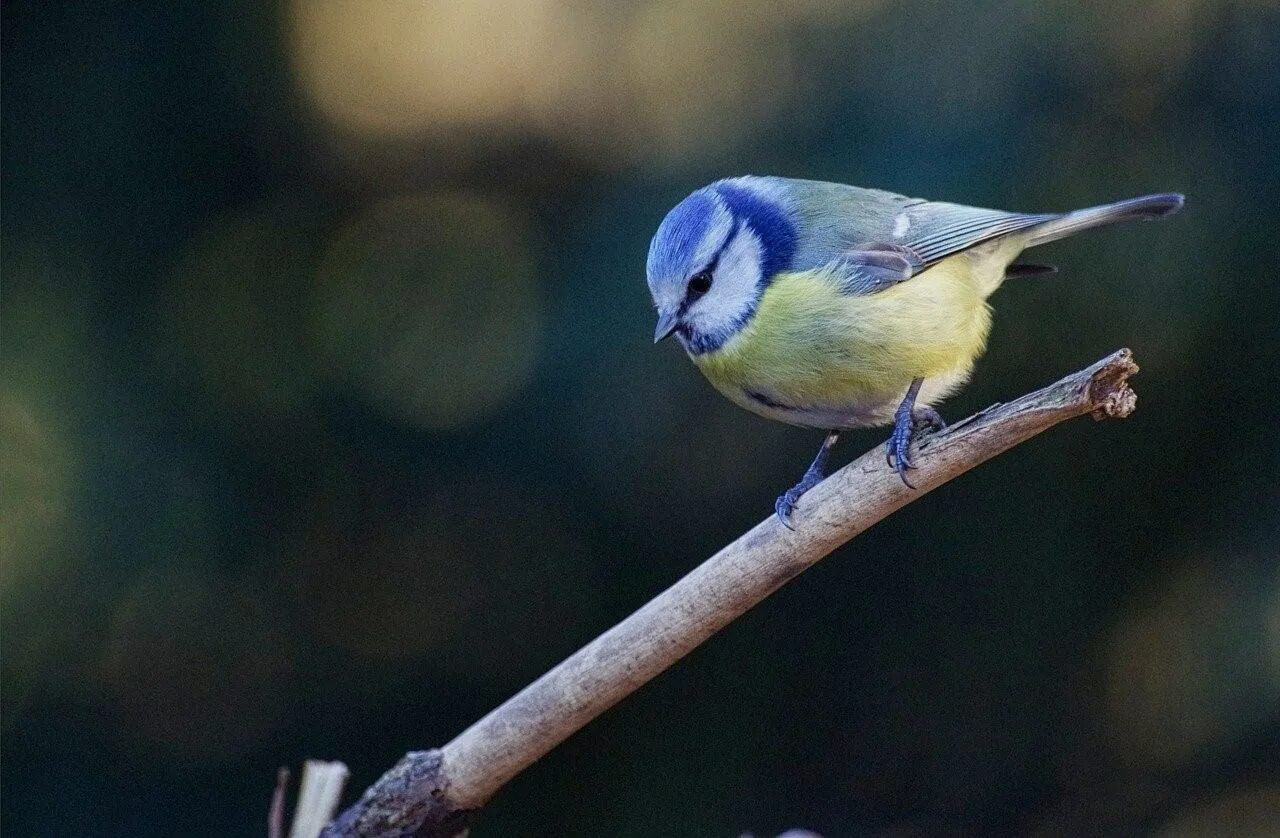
[320,349,1140,838]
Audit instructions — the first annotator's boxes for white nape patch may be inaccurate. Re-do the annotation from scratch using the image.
[685,225,763,340]
[892,212,911,238]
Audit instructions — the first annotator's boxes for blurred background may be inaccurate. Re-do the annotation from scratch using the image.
[4,1,1280,835]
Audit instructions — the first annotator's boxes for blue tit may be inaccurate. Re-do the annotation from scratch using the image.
[646,176,1183,525]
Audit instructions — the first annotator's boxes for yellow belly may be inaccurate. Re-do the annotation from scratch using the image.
[691,253,997,429]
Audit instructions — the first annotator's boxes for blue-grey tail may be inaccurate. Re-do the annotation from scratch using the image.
[1025,193,1184,248]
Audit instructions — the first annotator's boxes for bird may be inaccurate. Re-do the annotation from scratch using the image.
[645,176,1183,526]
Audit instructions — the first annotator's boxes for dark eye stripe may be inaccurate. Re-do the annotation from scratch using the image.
[692,218,739,282]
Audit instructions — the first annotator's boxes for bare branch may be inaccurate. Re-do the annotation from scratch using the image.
[269,767,290,838]
[291,761,350,838]
[320,349,1140,838]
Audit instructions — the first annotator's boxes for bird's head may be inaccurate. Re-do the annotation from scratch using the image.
[646,178,796,354]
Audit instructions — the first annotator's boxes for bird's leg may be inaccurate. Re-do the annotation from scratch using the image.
[775,430,840,528]
[886,377,944,489]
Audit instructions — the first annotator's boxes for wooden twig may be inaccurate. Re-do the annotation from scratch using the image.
[269,767,290,838]
[320,349,1140,838]
[291,761,350,838]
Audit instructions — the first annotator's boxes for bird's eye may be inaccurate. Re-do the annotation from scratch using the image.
[688,270,713,297]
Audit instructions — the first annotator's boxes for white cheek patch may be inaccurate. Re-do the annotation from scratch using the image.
[652,283,683,315]
[687,226,763,337]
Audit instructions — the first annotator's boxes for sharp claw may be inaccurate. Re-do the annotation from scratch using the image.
[776,481,816,529]
[884,380,937,490]
[774,494,798,530]
[778,430,841,528]
[896,459,917,489]
[888,410,921,489]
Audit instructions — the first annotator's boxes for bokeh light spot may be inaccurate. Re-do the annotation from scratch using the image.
[311,192,543,430]
[1104,560,1280,772]
[287,0,872,165]
[621,2,796,157]
[0,244,91,603]
[0,395,75,599]
[159,209,326,431]
[289,0,583,139]
[96,567,299,759]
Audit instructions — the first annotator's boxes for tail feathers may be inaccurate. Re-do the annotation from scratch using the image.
[1025,193,1184,248]
[1005,263,1057,278]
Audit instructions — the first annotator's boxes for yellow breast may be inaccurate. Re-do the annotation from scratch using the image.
[691,254,995,428]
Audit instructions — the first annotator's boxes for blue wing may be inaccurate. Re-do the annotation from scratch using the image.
[724,177,1179,297]
[896,202,1057,265]
[735,177,1058,282]
[824,244,921,295]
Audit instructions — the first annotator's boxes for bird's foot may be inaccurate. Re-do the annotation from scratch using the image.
[775,472,824,530]
[775,431,840,529]
[886,406,945,489]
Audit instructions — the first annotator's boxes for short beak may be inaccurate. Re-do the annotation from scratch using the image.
[653,309,679,343]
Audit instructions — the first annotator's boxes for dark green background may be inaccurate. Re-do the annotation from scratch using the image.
[5,2,1280,835]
